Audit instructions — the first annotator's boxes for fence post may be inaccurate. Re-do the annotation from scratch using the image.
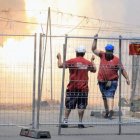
[32,33,37,129]
[118,35,122,135]
[36,33,42,129]
[58,35,68,135]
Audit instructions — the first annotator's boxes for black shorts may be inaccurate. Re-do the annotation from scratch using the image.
[65,90,88,109]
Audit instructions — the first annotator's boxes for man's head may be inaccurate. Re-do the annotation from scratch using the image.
[105,44,114,60]
[105,44,114,52]
[75,46,86,57]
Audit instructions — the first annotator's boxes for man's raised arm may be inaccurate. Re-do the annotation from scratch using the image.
[91,34,100,56]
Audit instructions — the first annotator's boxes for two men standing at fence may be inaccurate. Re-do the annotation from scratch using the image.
[57,46,96,128]
[92,34,130,119]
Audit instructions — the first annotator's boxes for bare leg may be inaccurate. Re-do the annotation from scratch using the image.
[103,98,109,113]
[107,98,114,111]
[78,109,85,128]
[64,109,71,119]
[107,98,114,119]
[78,109,84,122]
[61,109,71,128]
[103,98,109,118]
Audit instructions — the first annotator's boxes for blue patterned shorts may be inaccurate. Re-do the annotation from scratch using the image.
[98,81,118,99]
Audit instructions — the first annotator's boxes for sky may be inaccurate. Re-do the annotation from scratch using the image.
[0,0,28,34]
[1,0,140,35]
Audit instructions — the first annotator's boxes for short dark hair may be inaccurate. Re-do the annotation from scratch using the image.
[76,52,85,57]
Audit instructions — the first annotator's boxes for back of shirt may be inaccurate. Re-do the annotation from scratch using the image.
[65,56,93,92]
[98,52,124,81]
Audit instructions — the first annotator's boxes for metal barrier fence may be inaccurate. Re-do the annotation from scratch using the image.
[37,34,140,135]
[0,34,140,137]
[0,34,37,129]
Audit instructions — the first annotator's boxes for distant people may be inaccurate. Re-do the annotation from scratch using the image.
[92,34,130,119]
[57,46,96,128]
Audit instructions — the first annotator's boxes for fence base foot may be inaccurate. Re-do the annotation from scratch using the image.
[20,128,51,139]
[90,110,122,117]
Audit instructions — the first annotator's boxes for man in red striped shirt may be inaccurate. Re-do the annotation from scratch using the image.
[57,46,96,128]
[92,34,130,119]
